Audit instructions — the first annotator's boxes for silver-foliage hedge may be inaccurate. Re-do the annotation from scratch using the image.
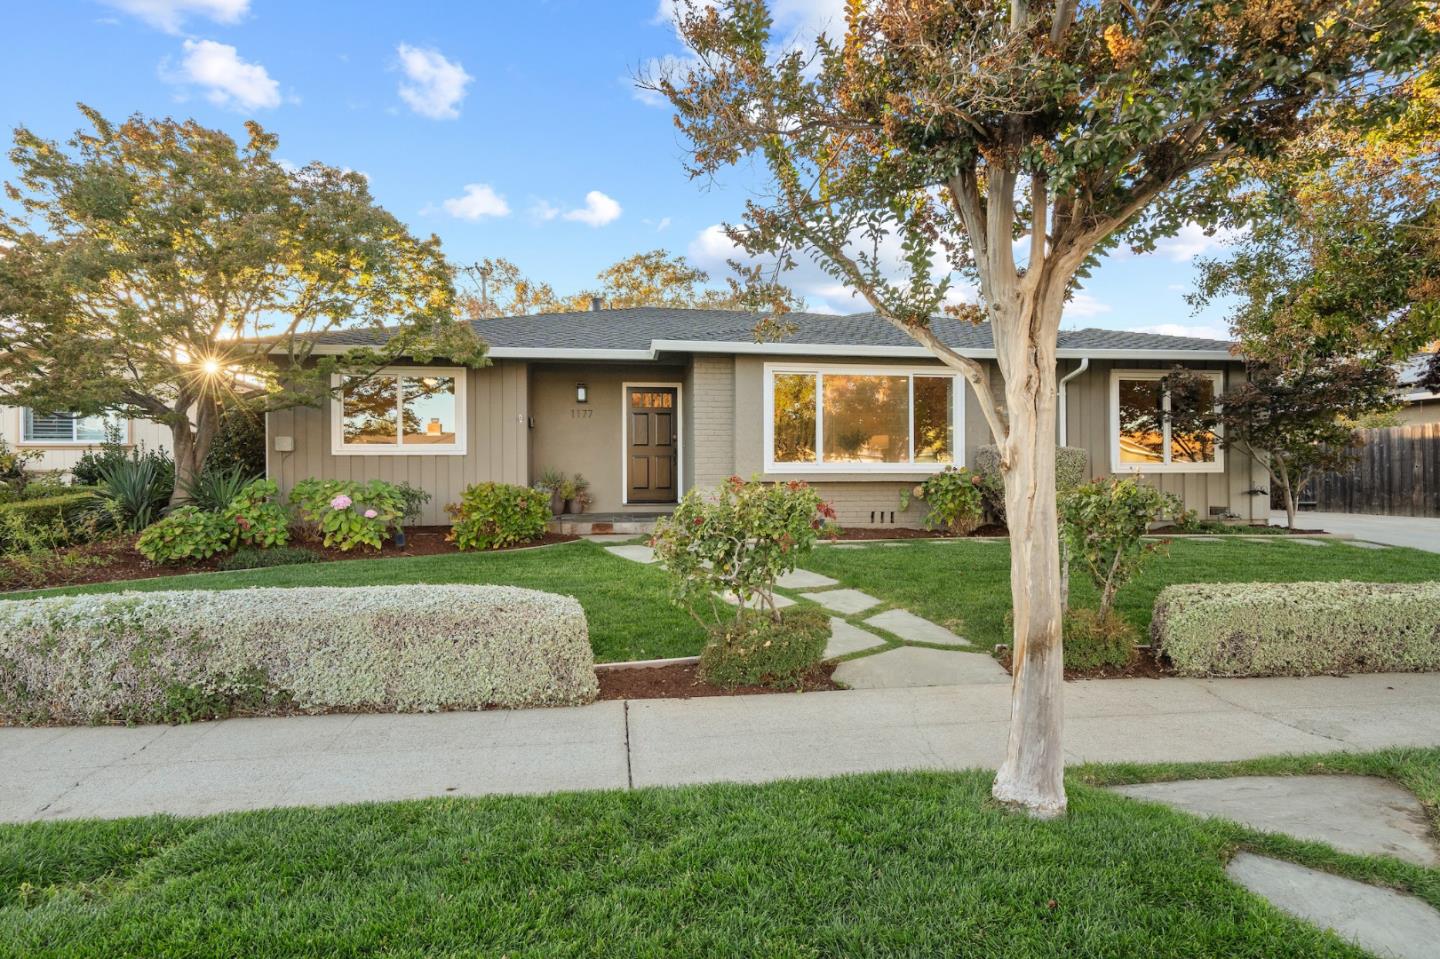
[1152,580,1440,677]
[0,585,598,724]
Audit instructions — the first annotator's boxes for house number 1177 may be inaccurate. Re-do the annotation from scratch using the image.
[570,408,593,419]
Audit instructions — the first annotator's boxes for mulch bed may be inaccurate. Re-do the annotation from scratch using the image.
[0,527,579,593]
[829,523,1008,541]
[996,645,1175,681]
[597,662,840,700]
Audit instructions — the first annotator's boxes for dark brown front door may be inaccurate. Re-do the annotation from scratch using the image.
[627,387,678,503]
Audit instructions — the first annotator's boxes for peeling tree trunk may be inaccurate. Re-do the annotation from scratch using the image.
[988,289,1067,818]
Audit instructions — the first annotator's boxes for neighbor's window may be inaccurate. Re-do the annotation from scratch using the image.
[334,369,465,454]
[766,366,958,471]
[21,409,120,444]
[1111,370,1222,472]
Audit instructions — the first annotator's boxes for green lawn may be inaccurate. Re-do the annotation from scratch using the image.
[803,537,1440,649]
[1,748,1435,958]
[5,541,703,664]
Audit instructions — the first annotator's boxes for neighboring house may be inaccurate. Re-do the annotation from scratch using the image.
[268,306,1267,527]
[0,406,171,475]
[1396,351,1440,426]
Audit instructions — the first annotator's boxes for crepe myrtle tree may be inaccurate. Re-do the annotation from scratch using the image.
[0,107,487,507]
[647,0,1436,816]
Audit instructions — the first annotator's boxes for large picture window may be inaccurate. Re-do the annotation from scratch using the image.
[331,368,466,455]
[21,409,121,444]
[1110,369,1223,473]
[764,365,961,472]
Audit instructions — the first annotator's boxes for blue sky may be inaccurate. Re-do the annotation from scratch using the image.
[1,0,1232,338]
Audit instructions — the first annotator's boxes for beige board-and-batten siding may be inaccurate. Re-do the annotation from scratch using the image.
[681,353,1263,527]
[265,361,528,526]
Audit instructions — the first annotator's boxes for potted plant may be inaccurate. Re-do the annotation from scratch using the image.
[393,482,431,549]
[570,474,591,514]
[535,467,566,516]
[558,476,579,514]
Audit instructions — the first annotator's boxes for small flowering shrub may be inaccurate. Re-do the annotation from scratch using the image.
[899,466,984,534]
[448,482,551,551]
[0,585,598,724]
[136,506,234,563]
[699,606,830,690]
[289,478,406,551]
[1059,477,1182,614]
[222,479,291,549]
[1153,580,1440,677]
[1063,607,1137,671]
[650,475,836,627]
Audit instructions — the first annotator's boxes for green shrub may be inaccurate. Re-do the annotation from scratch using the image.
[0,437,44,501]
[448,482,551,551]
[290,479,406,551]
[650,476,837,626]
[1063,607,1137,671]
[900,466,984,534]
[217,546,320,571]
[182,465,254,513]
[1153,580,1440,678]
[202,409,266,479]
[0,491,105,553]
[0,585,597,724]
[698,607,830,690]
[223,479,290,549]
[136,506,233,563]
[1060,477,1182,614]
[973,445,1089,524]
[99,450,175,531]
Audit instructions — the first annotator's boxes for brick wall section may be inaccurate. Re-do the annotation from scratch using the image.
[813,482,928,527]
[689,354,736,490]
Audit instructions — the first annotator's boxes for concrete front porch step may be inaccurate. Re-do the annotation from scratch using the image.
[551,511,672,536]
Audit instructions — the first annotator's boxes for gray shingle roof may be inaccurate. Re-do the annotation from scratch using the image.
[310,307,1235,357]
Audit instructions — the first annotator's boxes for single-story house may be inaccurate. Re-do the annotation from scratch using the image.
[264,306,1268,528]
[1397,351,1440,427]
[0,407,171,474]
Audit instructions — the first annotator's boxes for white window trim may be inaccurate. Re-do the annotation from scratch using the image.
[762,362,966,474]
[1109,369,1225,474]
[620,381,684,506]
[330,367,468,456]
[19,408,125,446]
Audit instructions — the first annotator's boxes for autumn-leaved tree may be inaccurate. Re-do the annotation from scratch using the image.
[650,0,1436,815]
[456,257,565,319]
[0,108,487,505]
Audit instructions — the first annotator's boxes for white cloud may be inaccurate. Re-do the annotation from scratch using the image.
[1062,293,1112,320]
[529,199,561,222]
[440,184,510,220]
[562,191,622,227]
[99,0,247,33]
[170,39,281,111]
[1151,222,1244,262]
[655,216,672,232]
[396,44,472,120]
[1130,322,1231,341]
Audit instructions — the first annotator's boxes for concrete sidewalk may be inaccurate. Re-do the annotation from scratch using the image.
[1274,510,1440,553]
[5,673,1438,823]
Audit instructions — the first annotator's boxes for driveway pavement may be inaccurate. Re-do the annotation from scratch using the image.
[1276,510,1440,553]
[5,673,1439,822]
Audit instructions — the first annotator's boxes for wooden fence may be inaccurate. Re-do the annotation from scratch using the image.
[1313,423,1440,517]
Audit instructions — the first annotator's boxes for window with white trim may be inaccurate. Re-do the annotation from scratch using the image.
[21,409,121,444]
[764,364,962,472]
[331,368,466,455]
[1110,369,1223,473]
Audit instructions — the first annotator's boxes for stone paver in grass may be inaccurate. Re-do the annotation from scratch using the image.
[864,608,968,648]
[1349,541,1390,550]
[1227,853,1440,959]
[604,544,656,564]
[1293,538,1331,547]
[584,534,640,544]
[776,568,840,590]
[1110,775,1439,867]
[833,646,1009,688]
[716,590,795,610]
[801,588,881,614]
[824,618,887,659]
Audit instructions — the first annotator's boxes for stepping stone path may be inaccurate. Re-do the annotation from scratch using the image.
[824,618,886,659]
[864,609,968,648]
[716,590,795,610]
[604,544,656,564]
[1349,540,1389,550]
[1227,853,1440,959]
[1110,775,1439,867]
[833,646,1009,688]
[775,569,839,589]
[1294,538,1330,547]
[800,588,882,615]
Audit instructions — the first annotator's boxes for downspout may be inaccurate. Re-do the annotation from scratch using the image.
[1057,357,1090,448]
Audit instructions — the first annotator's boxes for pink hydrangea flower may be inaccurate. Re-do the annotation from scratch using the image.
[330,494,353,510]
[364,509,378,519]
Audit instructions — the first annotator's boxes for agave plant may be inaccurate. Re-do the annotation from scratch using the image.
[182,465,255,513]
[99,454,174,532]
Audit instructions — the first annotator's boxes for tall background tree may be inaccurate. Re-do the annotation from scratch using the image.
[650,0,1436,815]
[0,108,486,505]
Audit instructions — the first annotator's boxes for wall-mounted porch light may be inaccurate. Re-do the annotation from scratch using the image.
[575,383,589,404]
